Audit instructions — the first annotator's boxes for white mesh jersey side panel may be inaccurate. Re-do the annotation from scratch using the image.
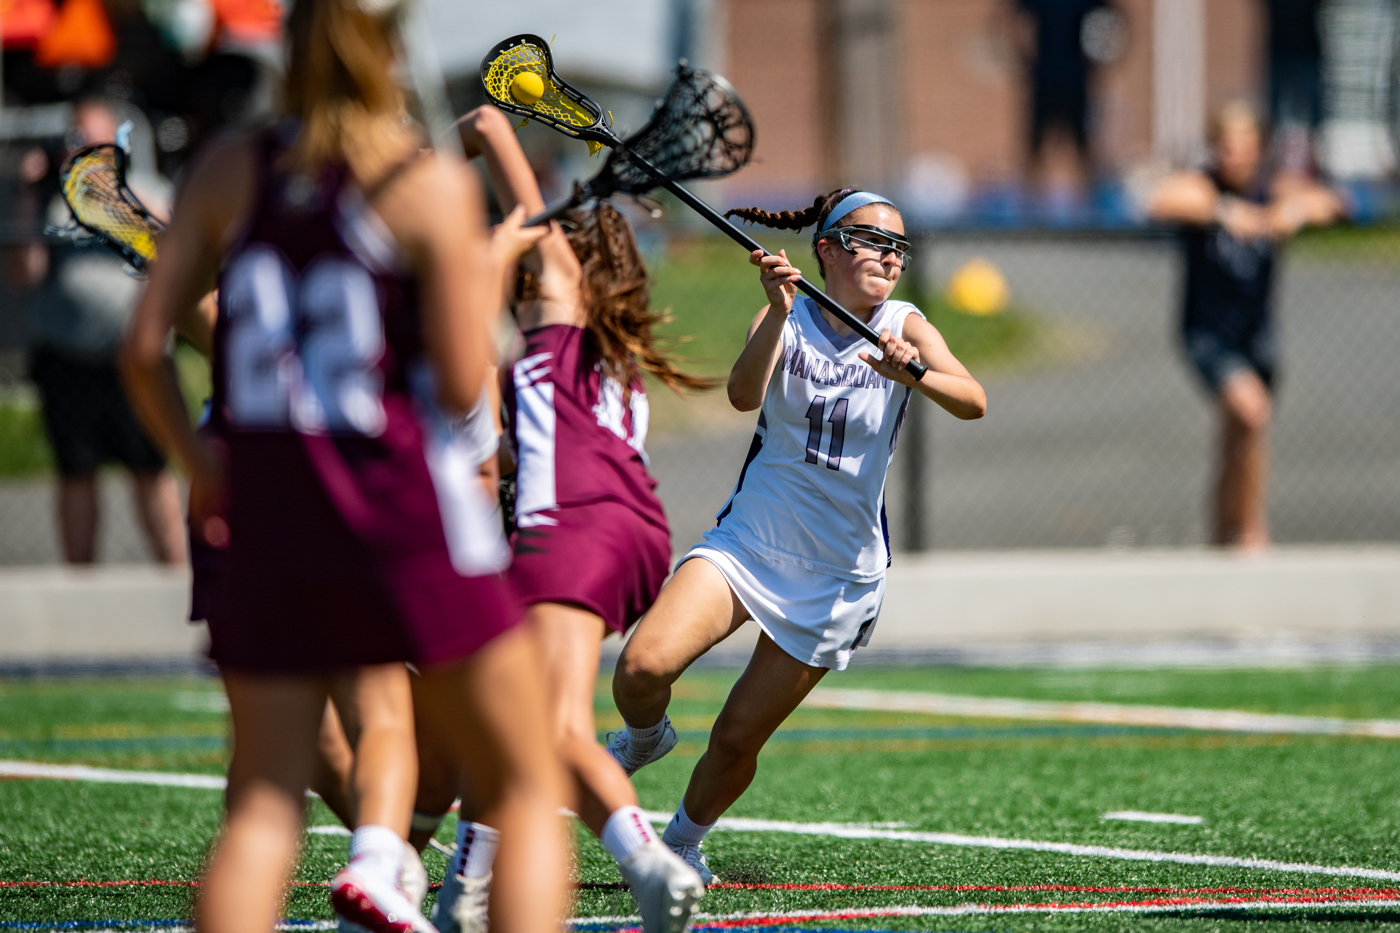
[512,352,558,527]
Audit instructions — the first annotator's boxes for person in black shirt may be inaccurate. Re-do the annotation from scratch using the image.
[1013,0,1118,181]
[1149,103,1343,548]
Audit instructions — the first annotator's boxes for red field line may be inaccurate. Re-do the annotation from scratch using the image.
[710,881,1400,897]
[693,893,1400,926]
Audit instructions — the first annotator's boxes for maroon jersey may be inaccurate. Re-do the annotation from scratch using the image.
[207,131,516,671]
[504,324,667,533]
[502,324,671,631]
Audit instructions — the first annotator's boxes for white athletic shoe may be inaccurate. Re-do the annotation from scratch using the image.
[605,716,678,776]
[338,845,430,933]
[618,841,704,933]
[331,857,435,933]
[663,841,715,886]
[430,869,491,933]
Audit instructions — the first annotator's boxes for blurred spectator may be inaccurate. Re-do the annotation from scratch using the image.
[1265,0,1323,173]
[5,99,186,565]
[1008,0,1123,187]
[1148,102,1344,549]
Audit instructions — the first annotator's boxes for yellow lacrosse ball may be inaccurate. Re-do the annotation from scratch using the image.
[946,257,1010,316]
[511,72,545,106]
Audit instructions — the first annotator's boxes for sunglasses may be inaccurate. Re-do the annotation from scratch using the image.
[823,224,912,269]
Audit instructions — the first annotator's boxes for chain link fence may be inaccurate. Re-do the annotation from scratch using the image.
[1,225,1398,564]
[649,227,1400,555]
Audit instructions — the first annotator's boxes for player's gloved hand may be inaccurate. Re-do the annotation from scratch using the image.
[859,328,923,386]
[751,248,801,316]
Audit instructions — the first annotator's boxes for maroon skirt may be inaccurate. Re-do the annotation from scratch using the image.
[509,499,671,633]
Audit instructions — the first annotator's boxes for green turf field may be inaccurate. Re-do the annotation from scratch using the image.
[2,664,1399,931]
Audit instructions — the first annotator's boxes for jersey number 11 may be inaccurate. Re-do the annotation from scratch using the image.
[804,396,847,471]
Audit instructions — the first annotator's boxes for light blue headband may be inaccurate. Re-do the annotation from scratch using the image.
[819,191,895,233]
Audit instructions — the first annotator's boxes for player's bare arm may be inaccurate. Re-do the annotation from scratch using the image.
[374,149,543,413]
[121,135,255,512]
[727,249,801,411]
[860,315,986,420]
[458,104,583,329]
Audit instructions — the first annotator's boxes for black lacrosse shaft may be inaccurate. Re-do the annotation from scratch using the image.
[525,193,585,227]
[517,141,927,381]
[652,177,926,382]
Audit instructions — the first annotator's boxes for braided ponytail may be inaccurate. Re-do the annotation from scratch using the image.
[725,188,877,277]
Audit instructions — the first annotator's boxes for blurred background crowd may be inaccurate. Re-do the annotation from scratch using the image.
[1,0,1399,564]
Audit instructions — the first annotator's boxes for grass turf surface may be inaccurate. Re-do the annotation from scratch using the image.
[1,665,1399,931]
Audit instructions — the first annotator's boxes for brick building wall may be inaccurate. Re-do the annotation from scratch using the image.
[719,0,1264,204]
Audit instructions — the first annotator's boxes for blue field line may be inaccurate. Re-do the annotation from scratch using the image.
[0,723,1211,757]
[600,724,1210,745]
[0,922,188,931]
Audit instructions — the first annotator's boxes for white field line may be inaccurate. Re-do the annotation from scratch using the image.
[571,899,1400,924]
[636,810,1400,882]
[804,687,1400,737]
[1102,811,1205,825]
[8,759,1400,884]
[0,760,226,789]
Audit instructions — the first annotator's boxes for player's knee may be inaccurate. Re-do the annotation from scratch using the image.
[707,720,762,769]
[613,651,670,704]
[551,713,596,755]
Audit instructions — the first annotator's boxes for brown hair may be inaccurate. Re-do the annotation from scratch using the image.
[725,188,901,277]
[283,0,410,176]
[517,204,714,395]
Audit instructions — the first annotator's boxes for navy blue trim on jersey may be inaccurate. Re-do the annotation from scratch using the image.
[888,387,912,454]
[880,496,892,567]
[716,432,764,525]
[805,298,869,352]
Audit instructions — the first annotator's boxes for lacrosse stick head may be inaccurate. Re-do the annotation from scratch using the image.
[596,63,754,196]
[60,143,164,272]
[480,34,615,151]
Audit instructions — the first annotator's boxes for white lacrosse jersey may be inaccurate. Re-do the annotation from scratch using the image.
[704,297,921,582]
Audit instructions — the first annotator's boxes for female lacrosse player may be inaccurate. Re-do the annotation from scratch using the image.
[426,105,709,933]
[119,1,569,932]
[608,189,986,881]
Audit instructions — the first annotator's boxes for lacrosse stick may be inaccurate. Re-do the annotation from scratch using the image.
[58,143,164,273]
[479,34,929,381]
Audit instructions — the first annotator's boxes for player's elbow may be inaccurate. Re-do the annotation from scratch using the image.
[438,379,482,415]
[726,376,762,412]
[955,389,987,421]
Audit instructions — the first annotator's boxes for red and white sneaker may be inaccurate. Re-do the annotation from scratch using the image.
[331,859,435,933]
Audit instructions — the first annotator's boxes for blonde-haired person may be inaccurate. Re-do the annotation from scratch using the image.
[1149,102,1344,548]
[422,105,709,933]
[119,3,568,933]
[608,189,986,881]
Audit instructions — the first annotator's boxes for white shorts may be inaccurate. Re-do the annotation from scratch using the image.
[679,537,885,671]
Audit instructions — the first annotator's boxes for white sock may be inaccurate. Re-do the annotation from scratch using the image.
[348,824,404,886]
[625,717,667,749]
[600,805,660,862]
[661,801,713,848]
[450,820,500,880]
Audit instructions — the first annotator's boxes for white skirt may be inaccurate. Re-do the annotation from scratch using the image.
[679,535,885,671]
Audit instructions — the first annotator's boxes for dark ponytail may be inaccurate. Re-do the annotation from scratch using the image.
[724,188,861,277]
